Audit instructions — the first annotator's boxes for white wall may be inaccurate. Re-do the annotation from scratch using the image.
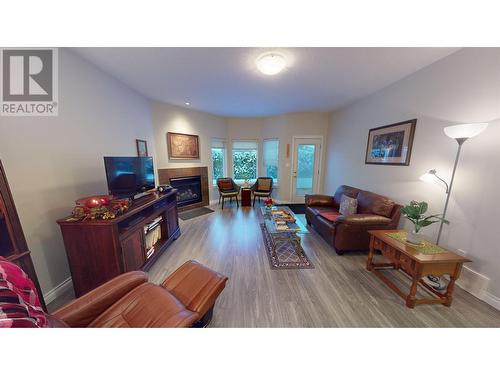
[151,101,228,201]
[0,48,155,296]
[262,112,329,202]
[325,48,500,301]
[151,105,329,203]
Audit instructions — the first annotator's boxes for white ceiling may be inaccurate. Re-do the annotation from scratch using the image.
[73,47,459,117]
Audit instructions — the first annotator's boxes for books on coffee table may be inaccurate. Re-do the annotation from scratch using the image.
[275,221,301,232]
[271,210,296,222]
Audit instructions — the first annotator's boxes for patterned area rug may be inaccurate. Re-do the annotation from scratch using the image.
[260,223,314,270]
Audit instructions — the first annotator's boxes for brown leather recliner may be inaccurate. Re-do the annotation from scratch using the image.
[48,260,228,328]
[305,185,402,255]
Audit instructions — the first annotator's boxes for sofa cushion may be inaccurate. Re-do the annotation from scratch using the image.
[306,206,337,217]
[339,194,358,216]
[335,214,392,225]
[356,191,395,218]
[305,194,335,207]
[333,185,361,208]
[318,211,342,222]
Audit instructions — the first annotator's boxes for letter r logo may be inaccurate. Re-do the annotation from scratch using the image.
[2,49,53,101]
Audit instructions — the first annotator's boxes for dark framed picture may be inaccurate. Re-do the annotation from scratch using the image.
[136,139,148,157]
[365,119,417,166]
[167,132,200,160]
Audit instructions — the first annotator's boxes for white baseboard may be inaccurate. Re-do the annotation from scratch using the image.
[455,265,499,311]
[484,292,500,311]
[43,277,73,305]
[456,265,489,300]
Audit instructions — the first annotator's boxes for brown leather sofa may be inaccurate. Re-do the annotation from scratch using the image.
[305,185,402,255]
[48,260,228,328]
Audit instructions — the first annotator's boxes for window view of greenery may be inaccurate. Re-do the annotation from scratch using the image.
[211,148,224,184]
[263,139,279,183]
[233,150,257,181]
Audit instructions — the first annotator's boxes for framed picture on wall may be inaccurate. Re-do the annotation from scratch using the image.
[136,139,148,157]
[167,132,200,160]
[365,119,417,166]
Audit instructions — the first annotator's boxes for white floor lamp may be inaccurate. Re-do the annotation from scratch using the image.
[420,122,488,245]
[420,123,488,290]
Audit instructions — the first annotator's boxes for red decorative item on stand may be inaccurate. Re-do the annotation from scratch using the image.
[70,195,130,221]
[264,197,273,208]
[76,195,113,208]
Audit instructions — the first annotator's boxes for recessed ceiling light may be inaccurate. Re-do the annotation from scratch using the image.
[184,102,191,106]
[255,52,287,75]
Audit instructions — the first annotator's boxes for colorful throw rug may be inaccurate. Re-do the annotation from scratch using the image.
[386,231,447,255]
[260,223,314,270]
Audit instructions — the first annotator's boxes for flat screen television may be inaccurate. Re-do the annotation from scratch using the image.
[104,156,155,198]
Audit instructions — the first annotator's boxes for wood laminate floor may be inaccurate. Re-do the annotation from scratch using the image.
[49,204,500,327]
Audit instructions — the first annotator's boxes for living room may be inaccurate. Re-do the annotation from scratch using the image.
[2,1,499,374]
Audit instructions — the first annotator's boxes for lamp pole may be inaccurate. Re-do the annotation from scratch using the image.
[436,137,466,245]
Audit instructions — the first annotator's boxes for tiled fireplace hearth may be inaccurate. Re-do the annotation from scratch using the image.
[158,167,209,211]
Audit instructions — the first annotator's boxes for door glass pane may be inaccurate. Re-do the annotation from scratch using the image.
[296,144,316,196]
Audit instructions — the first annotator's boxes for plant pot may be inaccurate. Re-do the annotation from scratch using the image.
[406,230,423,245]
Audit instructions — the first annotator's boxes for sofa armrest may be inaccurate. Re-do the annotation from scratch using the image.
[52,271,148,327]
[335,214,392,226]
[305,194,334,207]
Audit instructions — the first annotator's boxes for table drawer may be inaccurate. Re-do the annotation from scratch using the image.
[398,253,416,275]
[373,237,382,249]
[379,244,395,259]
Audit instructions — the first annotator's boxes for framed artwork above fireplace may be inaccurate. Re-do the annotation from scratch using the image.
[167,132,200,160]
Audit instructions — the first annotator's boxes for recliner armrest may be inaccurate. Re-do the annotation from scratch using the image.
[335,214,392,226]
[52,271,148,327]
[161,260,228,318]
[305,194,334,207]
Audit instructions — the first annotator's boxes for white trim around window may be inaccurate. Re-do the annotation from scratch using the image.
[263,138,279,186]
[211,138,227,186]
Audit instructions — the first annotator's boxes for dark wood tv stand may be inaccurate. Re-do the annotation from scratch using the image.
[57,191,180,297]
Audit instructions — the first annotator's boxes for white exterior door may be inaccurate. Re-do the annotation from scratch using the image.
[291,137,322,203]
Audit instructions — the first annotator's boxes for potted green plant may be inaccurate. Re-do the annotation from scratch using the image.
[401,201,449,244]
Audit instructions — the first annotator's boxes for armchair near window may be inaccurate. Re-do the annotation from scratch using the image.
[216,178,241,209]
[251,177,273,206]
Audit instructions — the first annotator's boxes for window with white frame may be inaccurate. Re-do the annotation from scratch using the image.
[211,138,226,185]
[232,140,258,183]
[263,139,279,184]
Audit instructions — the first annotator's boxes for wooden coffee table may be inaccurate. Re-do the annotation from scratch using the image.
[367,230,471,308]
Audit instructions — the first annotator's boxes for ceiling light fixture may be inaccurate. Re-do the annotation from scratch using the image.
[184,102,191,106]
[255,52,287,75]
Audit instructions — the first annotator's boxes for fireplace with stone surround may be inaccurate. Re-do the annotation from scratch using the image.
[158,166,209,211]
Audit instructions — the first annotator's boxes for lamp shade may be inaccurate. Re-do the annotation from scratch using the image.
[443,123,488,139]
[419,169,437,183]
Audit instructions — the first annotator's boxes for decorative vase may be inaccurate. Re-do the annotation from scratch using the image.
[406,230,423,245]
